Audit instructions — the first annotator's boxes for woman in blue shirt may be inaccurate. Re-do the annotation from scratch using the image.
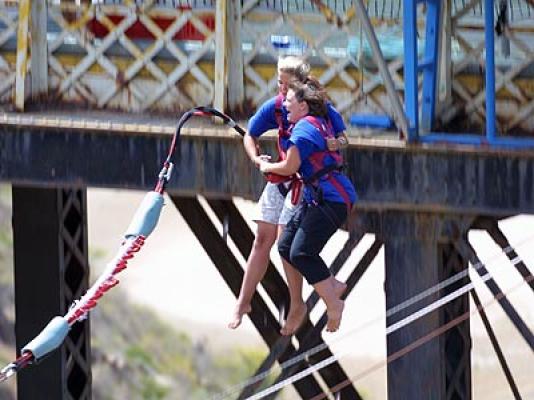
[259,77,357,332]
[230,57,347,336]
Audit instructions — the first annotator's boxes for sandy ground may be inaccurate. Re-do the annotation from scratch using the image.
[87,188,534,398]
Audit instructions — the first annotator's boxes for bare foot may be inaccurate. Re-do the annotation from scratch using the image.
[228,303,252,329]
[326,299,345,332]
[334,280,347,299]
[280,303,307,336]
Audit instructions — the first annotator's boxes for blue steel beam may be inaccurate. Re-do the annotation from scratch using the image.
[421,133,534,148]
[485,0,497,142]
[403,0,419,140]
[421,0,441,132]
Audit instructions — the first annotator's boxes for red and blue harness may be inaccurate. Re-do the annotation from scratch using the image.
[264,93,351,211]
[264,93,303,205]
[301,115,352,214]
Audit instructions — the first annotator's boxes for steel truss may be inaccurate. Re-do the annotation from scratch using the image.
[12,187,91,400]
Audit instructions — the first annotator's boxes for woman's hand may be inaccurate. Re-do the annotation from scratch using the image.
[257,147,300,176]
[326,137,339,151]
[258,160,272,173]
[252,154,271,167]
[327,134,348,151]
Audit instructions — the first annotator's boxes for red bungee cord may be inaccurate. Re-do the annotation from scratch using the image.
[0,107,246,383]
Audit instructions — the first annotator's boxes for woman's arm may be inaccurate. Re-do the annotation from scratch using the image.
[325,102,349,150]
[243,134,263,166]
[259,146,301,176]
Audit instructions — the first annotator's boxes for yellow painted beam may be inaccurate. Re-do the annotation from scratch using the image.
[213,0,227,112]
[15,0,30,111]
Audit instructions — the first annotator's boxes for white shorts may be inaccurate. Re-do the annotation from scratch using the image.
[254,182,297,226]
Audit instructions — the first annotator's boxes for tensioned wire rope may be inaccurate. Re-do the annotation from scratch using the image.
[246,260,534,399]
[213,233,534,400]
[305,274,533,400]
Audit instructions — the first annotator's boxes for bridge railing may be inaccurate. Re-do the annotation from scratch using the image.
[0,0,533,136]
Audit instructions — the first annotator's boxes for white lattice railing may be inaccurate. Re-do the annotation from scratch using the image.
[446,0,534,132]
[46,2,216,111]
[242,2,403,120]
[0,3,18,102]
[0,0,533,133]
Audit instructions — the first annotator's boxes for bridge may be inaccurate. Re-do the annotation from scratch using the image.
[0,1,533,399]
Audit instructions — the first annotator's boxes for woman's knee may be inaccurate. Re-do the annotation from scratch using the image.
[288,246,309,272]
[254,224,276,251]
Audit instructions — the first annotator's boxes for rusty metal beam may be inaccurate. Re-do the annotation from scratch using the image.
[383,217,467,400]
[455,240,534,351]
[474,217,534,292]
[3,123,534,217]
[12,186,92,400]
[205,198,289,309]
[470,288,522,400]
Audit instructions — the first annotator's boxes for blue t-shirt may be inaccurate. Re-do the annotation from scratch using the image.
[248,96,346,153]
[288,118,357,205]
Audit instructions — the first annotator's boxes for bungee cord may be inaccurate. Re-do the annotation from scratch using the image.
[213,234,534,400]
[247,272,534,400]
[0,106,246,384]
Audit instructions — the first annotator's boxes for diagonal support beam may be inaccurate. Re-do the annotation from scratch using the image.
[352,0,409,138]
[204,199,362,399]
[455,240,534,351]
[475,217,534,292]
[470,288,522,400]
[206,198,290,310]
[170,195,326,399]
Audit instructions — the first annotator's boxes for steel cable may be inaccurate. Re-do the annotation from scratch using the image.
[249,273,533,400]
[213,233,534,399]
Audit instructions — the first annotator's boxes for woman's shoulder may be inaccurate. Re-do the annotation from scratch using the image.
[292,117,324,138]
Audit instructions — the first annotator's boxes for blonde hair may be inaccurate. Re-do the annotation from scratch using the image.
[277,56,310,83]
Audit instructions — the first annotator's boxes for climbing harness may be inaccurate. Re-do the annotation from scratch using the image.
[302,116,352,213]
[263,93,303,204]
[0,106,246,383]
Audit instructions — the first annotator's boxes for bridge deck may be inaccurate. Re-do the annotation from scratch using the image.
[2,109,533,155]
[2,110,534,217]
[0,109,398,140]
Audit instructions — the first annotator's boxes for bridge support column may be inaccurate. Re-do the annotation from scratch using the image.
[12,186,91,400]
[366,211,472,400]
